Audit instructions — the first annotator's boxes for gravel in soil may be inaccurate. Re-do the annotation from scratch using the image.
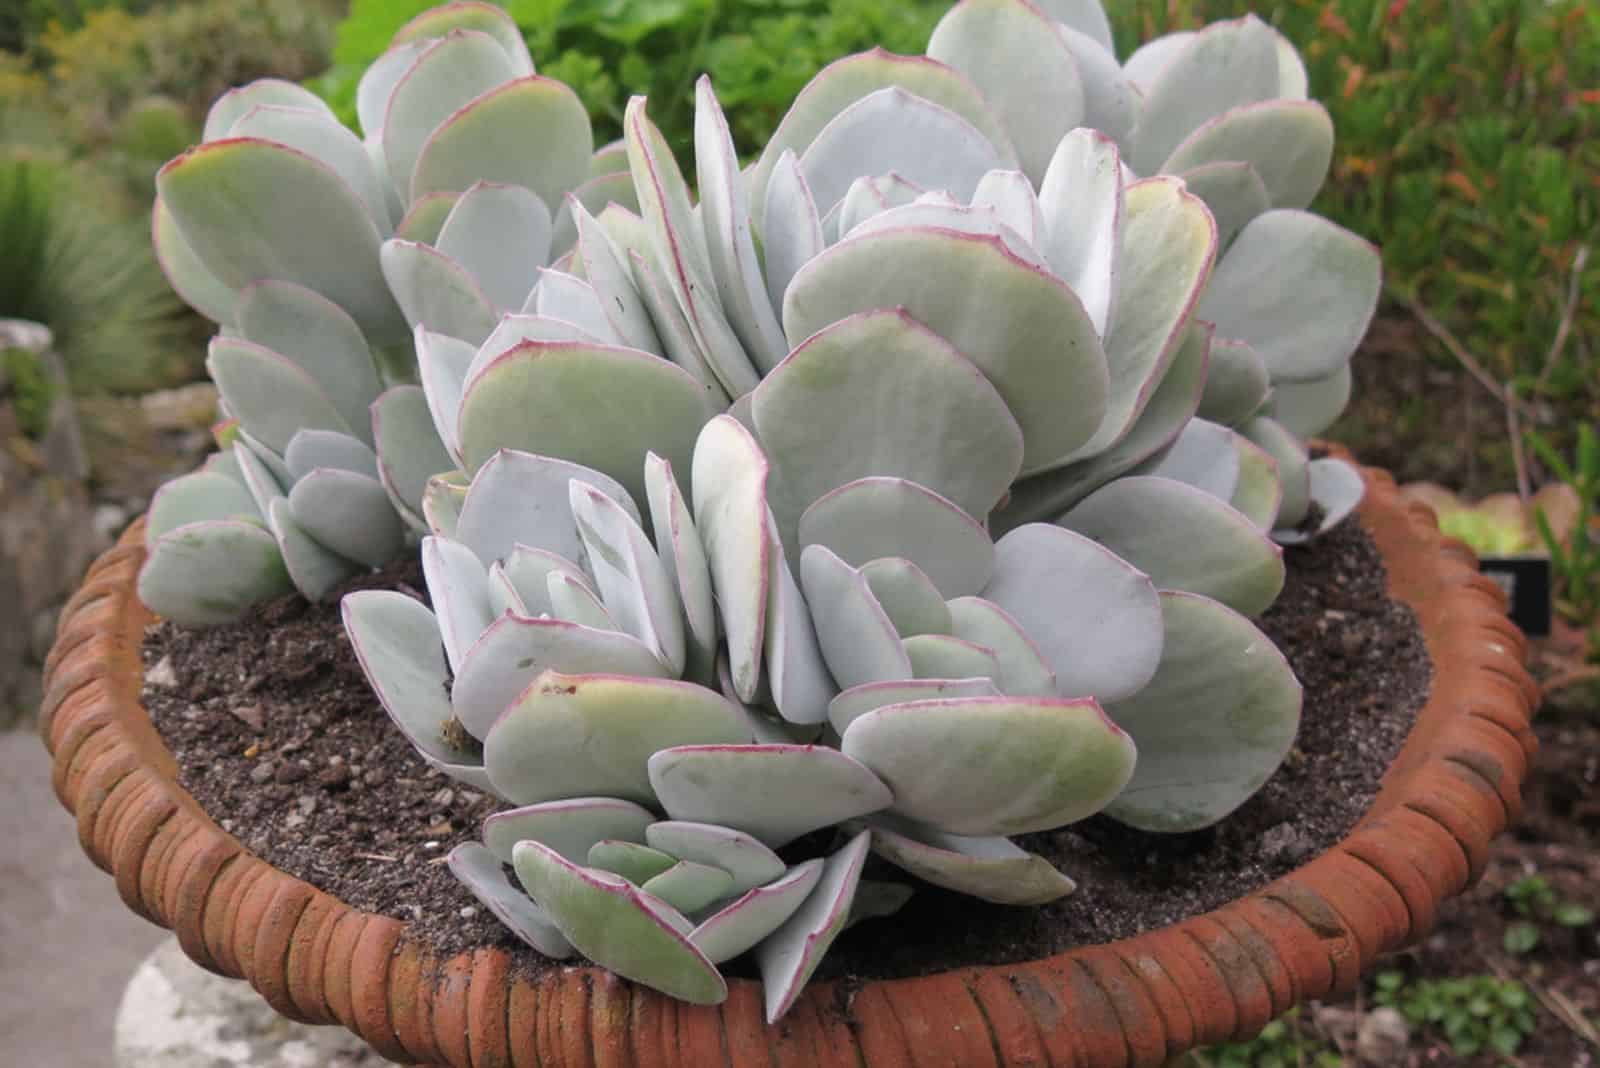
[144,516,1430,985]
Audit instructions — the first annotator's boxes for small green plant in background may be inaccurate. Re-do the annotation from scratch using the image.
[1502,873,1597,954]
[1527,425,1600,631]
[1373,971,1538,1059]
[1,345,56,438]
[1183,1007,1345,1067]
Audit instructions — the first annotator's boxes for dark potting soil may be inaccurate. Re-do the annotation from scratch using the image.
[144,515,1430,986]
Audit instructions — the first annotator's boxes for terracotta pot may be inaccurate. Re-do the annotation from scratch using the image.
[41,453,1538,1067]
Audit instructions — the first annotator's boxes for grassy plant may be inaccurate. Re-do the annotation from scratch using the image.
[1184,1007,1345,1067]
[1502,873,1598,954]
[1373,970,1538,1059]
[1527,425,1600,629]
[2,345,57,438]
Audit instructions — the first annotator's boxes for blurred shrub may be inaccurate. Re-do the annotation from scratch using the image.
[0,153,201,393]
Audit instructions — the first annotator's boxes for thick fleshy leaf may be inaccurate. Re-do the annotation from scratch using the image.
[641,862,735,915]
[970,169,1047,249]
[269,497,359,600]
[862,558,950,638]
[799,545,913,690]
[422,473,467,538]
[228,104,392,230]
[459,340,712,507]
[1131,418,1242,501]
[532,270,621,343]
[799,478,994,598]
[395,191,458,244]
[754,309,1023,521]
[1061,475,1284,616]
[483,797,655,864]
[945,597,1055,697]
[551,171,639,256]
[760,150,823,314]
[451,614,672,739]
[204,79,334,142]
[571,481,686,672]
[749,50,1015,225]
[449,842,574,957]
[466,313,607,389]
[1197,335,1271,427]
[784,226,1108,473]
[1200,211,1381,385]
[340,590,494,790]
[288,468,406,568]
[755,831,870,1023]
[589,841,678,884]
[151,195,238,324]
[357,41,429,139]
[158,139,402,339]
[146,472,260,540]
[486,673,750,806]
[1056,177,1216,467]
[828,677,1000,735]
[414,326,476,464]
[841,695,1134,836]
[1032,0,1114,52]
[206,337,351,453]
[372,385,456,520]
[690,861,824,964]
[1131,15,1282,176]
[842,200,1045,269]
[836,173,922,238]
[1037,129,1122,336]
[495,546,586,617]
[435,182,551,312]
[902,634,998,680]
[763,510,836,725]
[138,520,291,625]
[235,281,383,445]
[1104,592,1300,831]
[513,842,727,1004]
[381,30,519,201]
[1057,23,1139,152]
[391,0,534,73]
[233,436,287,518]
[983,524,1163,701]
[546,575,614,637]
[646,822,787,895]
[455,449,638,571]
[694,78,787,373]
[649,744,891,848]
[799,87,1007,217]
[412,77,592,211]
[995,320,1211,530]
[1230,433,1283,531]
[1242,416,1311,528]
[645,454,718,680]
[928,0,1084,184]
[1178,162,1271,249]
[420,535,492,674]
[380,239,499,344]
[691,417,771,702]
[625,97,760,399]
[862,815,1074,904]
[626,248,727,404]
[1275,458,1365,544]
[572,201,662,353]
[1162,100,1334,211]
[1123,32,1195,95]
[1266,364,1353,439]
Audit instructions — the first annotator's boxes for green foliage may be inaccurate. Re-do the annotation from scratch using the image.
[308,0,945,156]
[1501,873,1597,953]
[1185,1007,1344,1067]
[1373,970,1538,1059]
[1527,425,1600,627]
[1437,510,1536,556]
[2,346,57,438]
[0,153,200,393]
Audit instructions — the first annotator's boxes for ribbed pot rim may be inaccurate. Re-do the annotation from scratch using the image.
[40,448,1539,1067]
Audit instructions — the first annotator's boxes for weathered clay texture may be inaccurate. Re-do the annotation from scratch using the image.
[41,452,1537,1066]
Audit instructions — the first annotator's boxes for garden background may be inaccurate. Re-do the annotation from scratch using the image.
[0,1,1594,1065]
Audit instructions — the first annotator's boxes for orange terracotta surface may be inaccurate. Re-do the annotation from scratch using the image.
[40,453,1537,1066]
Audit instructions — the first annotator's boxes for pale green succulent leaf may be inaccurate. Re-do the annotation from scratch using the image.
[573,200,663,354]
[531,269,622,343]
[546,570,618,630]
[755,830,870,1023]
[395,191,458,244]
[969,169,1047,249]
[420,535,493,674]
[799,544,913,690]
[414,326,476,465]
[1274,458,1365,544]
[784,227,1109,474]
[1266,364,1352,439]
[1230,433,1283,531]
[158,139,403,339]
[459,340,712,506]
[691,416,771,702]
[1031,0,1115,52]
[625,248,728,405]
[233,436,287,518]
[843,200,1046,269]
[841,694,1134,836]
[422,472,467,538]
[761,149,823,314]
[1057,24,1139,152]
[641,861,736,915]
[862,557,951,638]
[902,633,998,681]
[588,840,679,885]
[983,524,1162,701]
[207,337,353,453]
[456,448,638,576]
[228,104,393,231]
[646,454,718,683]
[151,195,238,324]
[649,744,892,848]
[513,842,727,1004]
[1197,335,1271,427]
[570,480,686,672]
[1037,128,1122,336]
[373,384,457,520]
[1105,591,1300,831]
[1162,100,1334,211]
[1177,161,1271,249]
[436,182,551,313]
[497,546,585,617]
[288,468,406,569]
[448,842,575,958]
[945,596,1056,697]
[552,171,639,257]
[139,520,291,625]
[267,497,360,601]
[860,815,1075,905]
[1060,475,1284,616]
[381,31,518,203]
[486,673,749,806]
[690,860,823,964]
[483,797,655,863]
[203,78,333,143]
[357,41,430,139]
[645,821,787,896]
[380,239,499,344]
[827,677,1000,736]
[1131,418,1242,501]
[412,77,592,213]
[391,1,535,74]
[799,478,994,599]
[764,509,836,725]
[1242,416,1310,528]
[146,472,260,540]
[1122,32,1195,96]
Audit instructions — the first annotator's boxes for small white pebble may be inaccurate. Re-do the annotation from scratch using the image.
[460,907,478,920]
